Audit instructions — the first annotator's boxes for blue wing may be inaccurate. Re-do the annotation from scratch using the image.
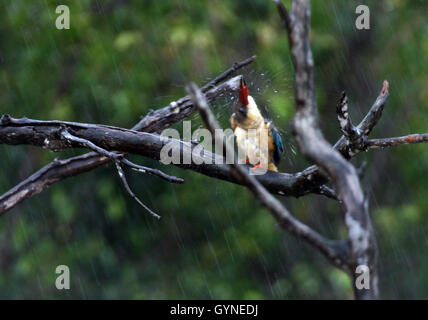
[270,123,284,165]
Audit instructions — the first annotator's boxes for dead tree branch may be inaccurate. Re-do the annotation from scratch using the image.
[367,134,428,148]
[0,115,337,214]
[275,0,378,299]
[61,129,165,218]
[336,91,365,155]
[0,55,254,213]
[114,161,160,219]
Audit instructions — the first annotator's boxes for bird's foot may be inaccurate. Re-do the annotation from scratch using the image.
[251,160,264,170]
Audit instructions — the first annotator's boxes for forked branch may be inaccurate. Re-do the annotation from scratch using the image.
[0,56,254,214]
[275,0,377,299]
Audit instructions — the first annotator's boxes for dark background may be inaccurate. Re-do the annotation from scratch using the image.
[0,0,427,299]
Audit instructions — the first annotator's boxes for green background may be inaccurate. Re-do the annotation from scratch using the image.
[0,0,427,299]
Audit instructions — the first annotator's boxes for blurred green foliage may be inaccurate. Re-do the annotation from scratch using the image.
[0,0,427,299]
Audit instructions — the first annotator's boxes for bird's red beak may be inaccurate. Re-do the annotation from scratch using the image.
[239,78,249,106]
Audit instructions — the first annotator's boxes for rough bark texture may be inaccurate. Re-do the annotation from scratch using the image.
[275,0,378,299]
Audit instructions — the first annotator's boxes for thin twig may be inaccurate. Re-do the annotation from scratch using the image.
[367,134,428,148]
[336,91,367,156]
[61,130,123,160]
[61,129,161,218]
[114,161,160,219]
[336,91,360,142]
[200,55,256,92]
[120,158,183,184]
[61,129,182,183]
[273,0,292,41]
[316,185,338,200]
[359,80,390,136]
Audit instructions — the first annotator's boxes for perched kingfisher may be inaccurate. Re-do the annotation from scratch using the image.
[230,79,284,172]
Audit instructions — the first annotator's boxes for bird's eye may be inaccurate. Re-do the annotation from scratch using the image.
[239,107,246,114]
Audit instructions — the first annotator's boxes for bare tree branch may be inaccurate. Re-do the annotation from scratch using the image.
[276,0,378,299]
[316,185,338,200]
[119,158,184,184]
[273,0,292,41]
[285,80,392,199]
[337,91,361,144]
[61,129,124,161]
[367,134,428,148]
[134,56,256,133]
[61,129,174,218]
[0,115,341,215]
[114,161,161,219]
[357,80,390,136]
[63,127,162,218]
[0,56,254,213]
[334,81,390,159]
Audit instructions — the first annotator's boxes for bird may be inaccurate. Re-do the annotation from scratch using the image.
[230,78,284,172]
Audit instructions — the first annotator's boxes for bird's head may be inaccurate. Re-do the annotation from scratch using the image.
[234,78,262,126]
